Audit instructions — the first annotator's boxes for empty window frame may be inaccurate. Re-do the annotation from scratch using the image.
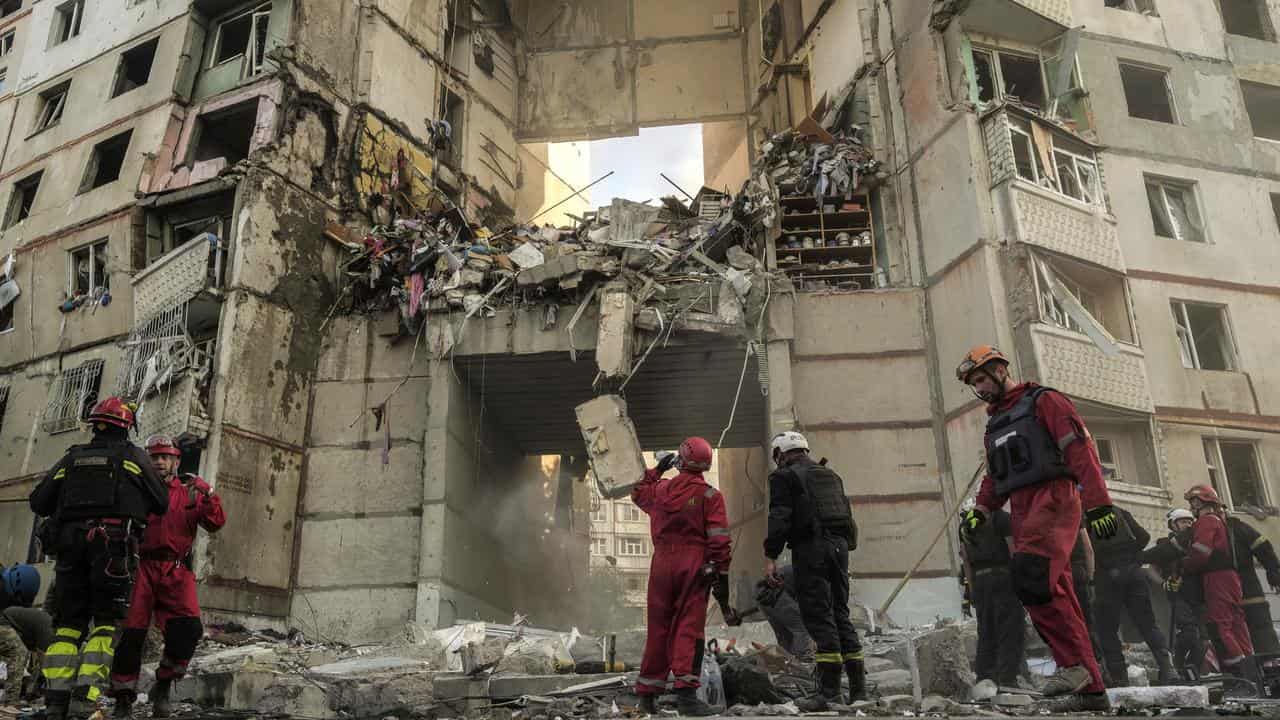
[616,536,647,556]
[970,47,1047,109]
[0,385,8,437]
[211,3,271,79]
[1105,0,1158,14]
[439,87,464,168]
[0,1,19,19]
[0,30,14,57]
[79,130,133,193]
[34,82,69,132]
[1171,300,1236,370]
[1008,118,1103,206]
[1034,255,1136,343]
[69,240,109,297]
[1145,176,1205,242]
[42,359,104,434]
[0,283,12,332]
[1218,0,1276,41]
[1271,193,1280,233]
[190,100,259,164]
[1241,81,1280,141]
[4,171,41,228]
[0,68,8,95]
[51,0,83,45]
[112,37,159,97]
[1204,438,1268,509]
[1119,62,1177,123]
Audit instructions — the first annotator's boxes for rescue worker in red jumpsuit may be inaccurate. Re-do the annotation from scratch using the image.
[109,435,226,718]
[1181,484,1254,674]
[957,346,1115,711]
[632,438,733,717]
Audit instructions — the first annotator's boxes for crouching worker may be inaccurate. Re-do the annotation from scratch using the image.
[110,435,225,718]
[633,439,733,717]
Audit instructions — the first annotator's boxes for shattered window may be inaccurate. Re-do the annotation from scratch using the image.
[1040,271,1096,334]
[70,240,110,297]
[1145,177,1204,242]
[42,359,104,434]
[1171,300,1235,370]
[1271,193,1280,233]
[212,2,271,77]
[51,0,83,46]
[972,50,996,103]
[1220,441,1267,508]
[969,46,1047,109]
[5,170,41,228]
[1094,437,1119,480]
[0,30,14,57]
[1120,62,1176,123]
[1241,81,1280,141]
[1052,136,1101,205]
[1009,125,1041,183]
[0,1,18,19]
[1009,118,1101,207]
[35,82,69,132]
[1106,0,1158,14]
[0,288,12,332]
[1219,0,1276,41]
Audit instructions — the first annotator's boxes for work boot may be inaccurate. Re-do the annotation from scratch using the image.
[113,695,134,719]
[1155,650,1177,685]
[1040,665,1092,697]
[1041,691,1111,713]
[150,678,173,718]
[1106,663,1129,688]
[844,658,867,702]
[795,663,841,711]
[68,697,98,720]
[674,687,716,717]
[45,704,69,720]
[637,695,658,715]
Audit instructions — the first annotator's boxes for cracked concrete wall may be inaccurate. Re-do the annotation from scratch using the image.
[513,0,749,142]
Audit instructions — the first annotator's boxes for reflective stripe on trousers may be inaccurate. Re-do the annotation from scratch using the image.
[43,627,83,692]
[75,625,116,692]
[814,652,844,665]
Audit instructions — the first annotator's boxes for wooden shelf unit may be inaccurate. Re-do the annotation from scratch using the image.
[776,192,878,289]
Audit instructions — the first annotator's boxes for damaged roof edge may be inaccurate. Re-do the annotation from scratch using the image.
[932,0,1068,45]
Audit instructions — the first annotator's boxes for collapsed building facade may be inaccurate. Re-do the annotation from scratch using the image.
[0,0,1275,645]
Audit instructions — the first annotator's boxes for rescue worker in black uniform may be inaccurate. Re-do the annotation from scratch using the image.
[1091,504,1176,685]
[764,431,862,711]
[1225,514,1280,654]
[1144,508,1206,680]
[29,397,169,720]
[958,500,1026,687]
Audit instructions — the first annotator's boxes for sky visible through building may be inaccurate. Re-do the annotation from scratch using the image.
[556,123,705,209]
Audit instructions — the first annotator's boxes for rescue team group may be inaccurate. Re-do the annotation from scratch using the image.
[0,397,227,719]
[633,344,1275,715]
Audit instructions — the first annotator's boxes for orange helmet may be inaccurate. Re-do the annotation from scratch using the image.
[678,437,713,473]
[956,345,1009,383]
[145,434,181,457]
[86,397,137,430]
[1184,484,1222,506]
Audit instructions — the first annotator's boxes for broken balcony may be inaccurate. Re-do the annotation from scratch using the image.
[983,105,1123,271]
[118,230,226,441]
[1018,249,1153,413]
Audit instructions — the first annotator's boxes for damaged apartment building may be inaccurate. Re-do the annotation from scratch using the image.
[0,0,1275,645]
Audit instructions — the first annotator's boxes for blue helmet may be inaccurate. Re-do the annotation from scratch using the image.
[2,565,40,606]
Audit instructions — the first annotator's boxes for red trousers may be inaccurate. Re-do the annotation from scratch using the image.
[636,545,709,695]
[1203,569,1253,663]
[123,560,201,629]
[1008,478,1105,693]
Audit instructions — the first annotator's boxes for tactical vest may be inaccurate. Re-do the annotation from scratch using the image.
[55,443,151,523]
[985,386,1074,496]
[793,461,857,547]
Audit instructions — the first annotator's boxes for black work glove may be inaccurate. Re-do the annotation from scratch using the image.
[960,508,987,543]
[655,452,677,474]
[712,572,731,618]
[724,607,743,627]
[1086,505,1119,540]
[1268,570,1280,593]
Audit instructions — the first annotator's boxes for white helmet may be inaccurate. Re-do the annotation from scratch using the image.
[1166,508,1194,530]
[959,497,977,516]
[771,431,809,456]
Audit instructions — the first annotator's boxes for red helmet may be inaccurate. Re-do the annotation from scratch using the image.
[678,437,713,473]
[145,434,181,457]
[86,396,136,429]
[1184,484,1222,506]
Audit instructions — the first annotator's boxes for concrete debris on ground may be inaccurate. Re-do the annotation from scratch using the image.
[1106,685,1211,709]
